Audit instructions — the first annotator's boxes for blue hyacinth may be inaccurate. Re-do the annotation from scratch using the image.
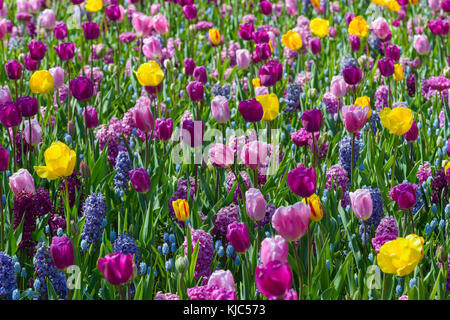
[0,252,17,300]
[338,135,361,182]
[113,151,132,190]
[81,193,107,249]
[113,232,142,265]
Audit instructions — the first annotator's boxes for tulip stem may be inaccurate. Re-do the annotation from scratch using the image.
[0,180,4,251]
[363,221,367,258]
[253,122,258,141]
[11,127,16,172]
[84,102,89,150]
[116,24,121,96]
[390,135,399,189]
[215,167,219,203]
[145,134,149,169]
[350,133,355,187]
[64,179,70,239]
[292,243,303,300]
[28,117,32,171]
[253,169,258,188]
[307,225,311,294]
[408,209,415,234]
[118,285,124,300]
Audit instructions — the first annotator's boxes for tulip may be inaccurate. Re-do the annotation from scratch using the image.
[5,60,22,80]
[354,96,371,118]
[378,58,395,77]
[193,66,207,84]
[0,102,22,127]
[303,193,323,222]
[9,168,35,195]
[181,120,204,148]
[132,14,153,37]
[287,166,316,198]
[281,30,302,51]
[82,22,100,40]
[348,34,360,52]
[384,43,401,62]
[208,270,235,293]
[182,5,197,20]
[184,58,196,76]
[209,143,234,168]
[38,9,55,29]
[105,5,122,21]
[226,222,250,253]
[172,198,190,222]
[260,0,273,15]
[348,16,369,38]
[442,0,450,11]
[85,0,103,13]
[186,81,204,102]
[255,261,292,299]
[309,37,321,54]
[341,105,369,133]
[240,141,269,170]
[28,41,47,61]
[238,98,264,122]
[53,21,67,40]
[24,54,40,71]
[49,67,65,88]
[211,95,230,123]
[129,168,151,193]
[255,93,279,121]
[208,28,221,46]
[97,252,134,286]
[135,61,164,87]
[372,17,391,41]
[349,189,373,221]
[393,64,404,81]
[0,146,9,172]
[142,37,162,60]
[23,119,42,146]
[302,108,323,133]
[260,235,288,265]
[413,35,431,55]
[390,183,417,210]
[258,60,282,87]
[309,18,330,38]
[236,49,251,69]
[50,236,74,270]
[70,77,94,101]
[34,142,76,180]
[54,43,76,61]
[428,19,449,36]
[238,23,254,41]
[133,104,154,133]
[153,14,169,34]
[330,76,347,97]
[253,30,269,44]
[29,70,54,94]
[155,118,173,141]
[253,43,272,62]
[342,66,362,85]
[82,107,98,129]
[245,188,266,221]
[379,106,413,136]
[272,201,310,242]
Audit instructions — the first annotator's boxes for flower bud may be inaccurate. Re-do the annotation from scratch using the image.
[175,256,188,274]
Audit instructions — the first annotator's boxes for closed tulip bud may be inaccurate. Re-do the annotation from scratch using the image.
[390,183,417,209]
[0,102,22,127]
[348,34,360,52]
[97,252,134,286]
[82,107,98,129]
[155,118,173,141]
[143,37,162,60]
[435,246,447,264]
[129,168,151,193]
[310,37,322,54]
[80,161,90,179]
[303,193,323,221]
[436,136,444,148]
[153,13,169,34]
[236,49,251,69]
[245,188,266,221]
[172,198,190,222]
[186,81,204,102]
[182,4,197,20]
[260,235,288,265]
[70,77,94,101]
[163,58,172,70]
[272,202,310,241]
[208,28,222,47]
[403,119,418,142]
[175,256,188,273]
[0,146,9,172]
[308,87,318,98]
[255,261,292,300]
[384,43,401,62]
[23,54,40,71]
[181,120,204,148]
[67,120,75,136]
[82,22,100,40]
[260,0,273,15]
[23,118,42,146]
[342,66,362,85]
[337,186,344,200]
[378,58,395,77]
[30,70,54,94]
[53,21,67,40]
[350,189,373,221]
[27,41,47,61]
[255,93,279,121]
[209,143,234,168]
[238,98,264,122]
[105,5,122,21]
[49,67,65,88]
[193,66,207,84]
[330,76,347,97]
[226,222,250,253]
[16,96,38,117]
[184,58,196,76]
[54,43,76,61]
[211,95,230,123]
[5,60,22,80]
[241,141,269,170]
[287,166,316,198]
[9,168,35,195]
[302,108,323,132]
[50,236,74,270]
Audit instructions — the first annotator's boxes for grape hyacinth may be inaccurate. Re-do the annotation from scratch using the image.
[284,83,301,113]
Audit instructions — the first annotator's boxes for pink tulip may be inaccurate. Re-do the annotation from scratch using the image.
[211,95,230,123]
[260,235,288,265]
[341,105,369,133]
[49,67,65,88]
[132,14,153,37]
[208,143,234,168]
[133,97,154,132]
[349,189,373,221]
[413,35,430,55]
[0,86,11,104]
[245,188,266,221]
[207,270,235,292]
[9,168,36,195]
[330,76,347,97]
[272,202,310,242]
[371,17,391,41]
[97,252,134,286]
[285,0,298,15]
[236,49,251,69]
[240,141,269,170]
[151,3,161,15]
[142,36,162,60]
[38,9,56,29]
[23,118,42,146]
[153,13,169,34]
[28,0,41,13]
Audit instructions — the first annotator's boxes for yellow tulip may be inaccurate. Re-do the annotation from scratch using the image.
[209,28,221,46]
[409,0,418,4]
[252,78,261,88]
[310,0,321,8]
[281,30,303,51]
[371,0,387,5]
[386,0,401,11]
[85,0,103,12]
[34,142,76,180]
[135,61,164,87]
[379,106,413,136]
[303,194,323,222]
[393,64,404,81]
[255,93,279,121]
[444,162,450,176]
[309,18,330,38]
[348,16,369,39]
[172,199,190,222]
[29,70,54,94]
[377,234,424,277]
[354,96,372,119]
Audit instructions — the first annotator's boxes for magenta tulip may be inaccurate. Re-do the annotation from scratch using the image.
[70,77,94,101]
[155,118,173,141]
[97,252,134,286]
[129,168,151,193]
[5,60,22,80]
[226,221,250,253]
[238,98,264,122]
[82,107,98,129]
[0,102,22,127]
[133,104,154,133]
[342,66,362,85]
[50,236,74,270]
[389,183,418,210]
[302,108,323,133]
[0,146,9,172]
[255,261,292,299]
[287,166,316,198]
[181,120,204,148]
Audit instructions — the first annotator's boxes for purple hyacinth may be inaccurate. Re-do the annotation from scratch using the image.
[417,162,432,185]
[155,292,180,300]
[212,204,240,241]
[183,229,213,280]
[359,188,384,241]
[225,170,252,203]
[58,171,84,217]
[371,216,399,253]
[431,169,447,204]
[113,151,132,190]
[407,73,415,97]
[325,164,349,192]
[81,193,107,249]
[113,232,141,265]
[322,92,339,115]
[0,252,17,299]
[374,85,390,111]
[446,258,450,292]
[284,83,301,113]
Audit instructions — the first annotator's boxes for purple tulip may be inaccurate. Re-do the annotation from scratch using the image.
[245,188,267,221]
[82,106,98,129]
[226,222,250,253]
[447,138,450,157]
[349,189,373,221]
[129,168,151,193]
[133,103,154,133]
[181,120,204,148]
[345,13,356,26]
[53,21,67,40]
[238,23,254,41]
[310,37,322,55]
[155,117,173,141]
[27,40,47,61]
[186,81,204,102]
[384,43,401,62]
[302,108,323,133]
[16,96,38,117]
[182,4,197,20]
[390,183,418,210]
[260,0,273,15]
[69,77,94,101]
[342,65,362,85]
[253,43,271,62]
[348,34,360,52]
[403,119,418,142]
[23,54,40,71]
[442,0,450,12]
[193,66,207,84]
[428,19,450,36]
[255,261,292,300]
[5,60,22,80]
[253,29,270,44]
[82,22,100,40]
[378,58,395,77]
[105,5,121,21]
[97,252,134,286]
[0,146,9,172]
[287,166,316,198]
[184,58,196,76]
[9,168,35,195]
[258,60,282,87]
[50,236,74,270]
[54,42,76,61]
[260,235,288,266]
[0,102,22,127]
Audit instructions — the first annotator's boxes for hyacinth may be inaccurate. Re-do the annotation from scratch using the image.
[14,130,33,167]
[113,232,142,265]
[322,92,339,115]
[407,73,415,97]
[81,193,107,248]
[154,292,180,300]
[58,171,84,217]
[13,188,55,257]
[359,188,384,240]
[225,170,252,203]
[33,242,67,299]
[370,111,380,135]
[113,151,132,190]
[368,32,382,54]
[374,85,390,111]
[412,188,425,215]
[371,216,399,253]
[168,177,196,227]
[0,252,17,300]
[187,284,235,300]
[291,128,312,147]
[211,82,231,99]
[284,83,301,113]
[447,257,450,292]
[417,162,432,185]
[212,204,240,241]
[325,164,350,192]
[257,203,276,228]
[339,54,357,72]
[431,169,448,204]
[95,124,121,165]
[183,229,214,280]
[338,135,361,181]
